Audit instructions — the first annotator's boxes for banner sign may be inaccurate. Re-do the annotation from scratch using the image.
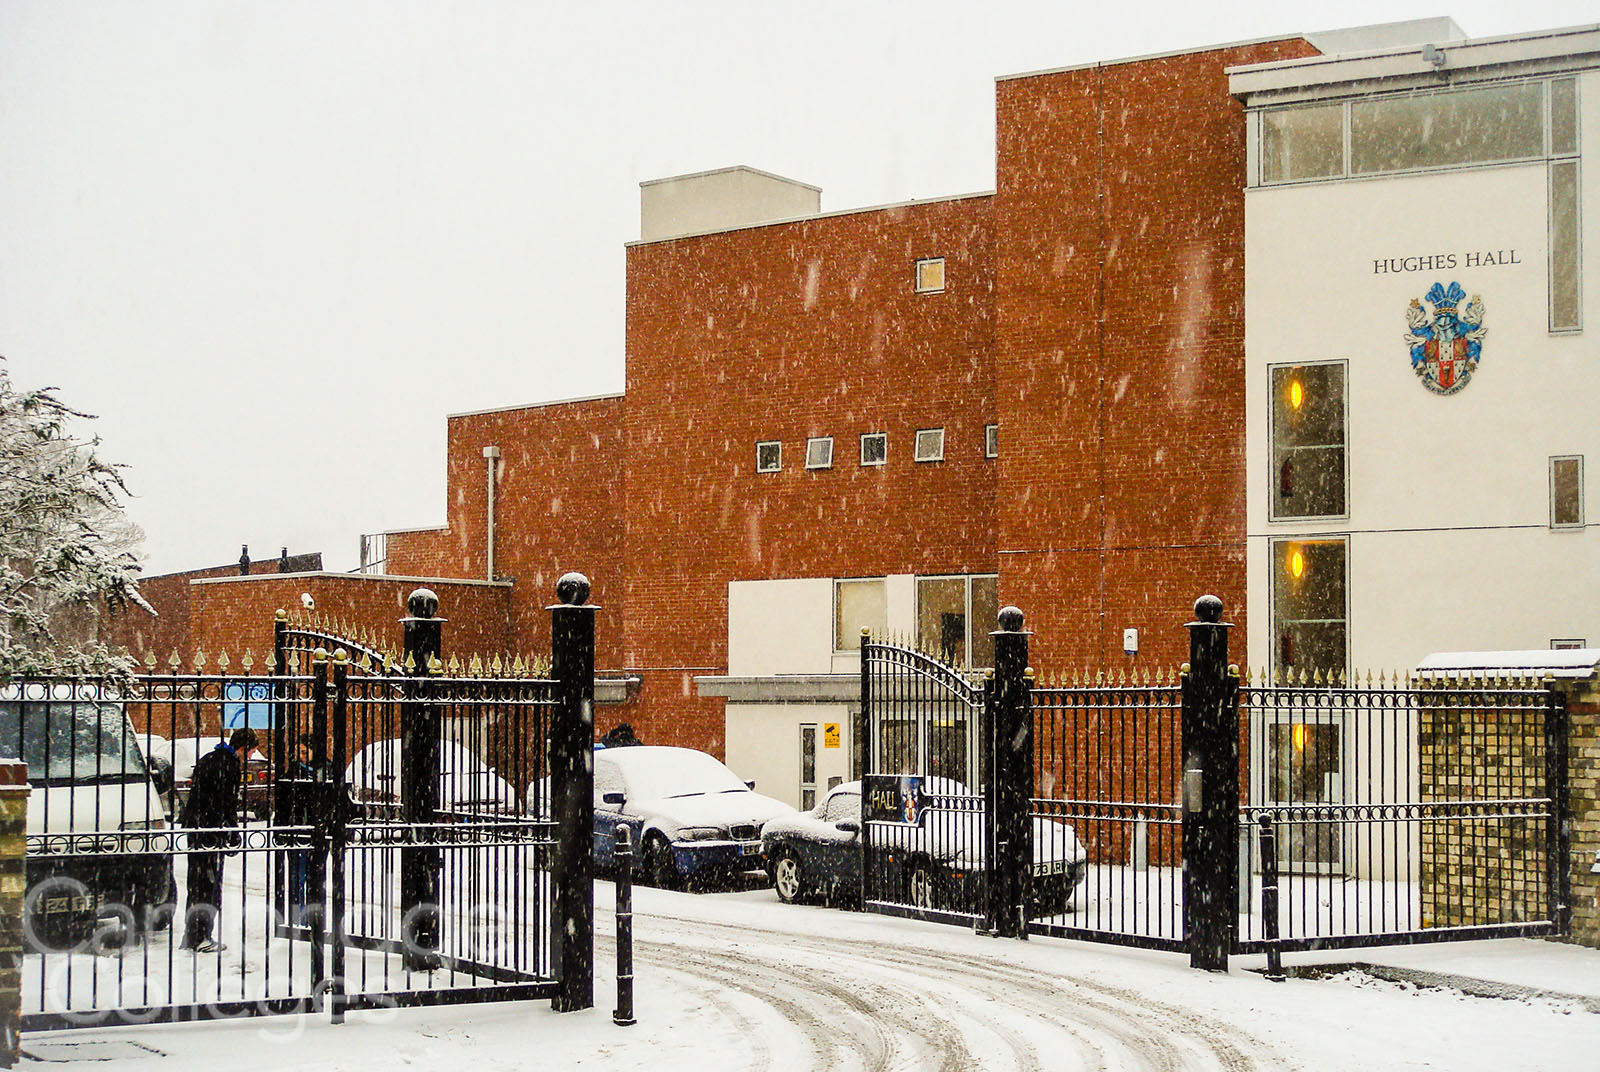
[863,774,924,826]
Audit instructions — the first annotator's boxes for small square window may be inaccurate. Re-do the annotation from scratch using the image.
[915,258,945,294]
[756,441,781,473]
[1551,456,1583,528]
[984,424,998,459]
[914,428,945,463]
[806,437,834,470]
[860,433,887,466]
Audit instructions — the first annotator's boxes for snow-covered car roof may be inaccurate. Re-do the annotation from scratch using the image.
[599,745,749,801]
[346,737,517,809]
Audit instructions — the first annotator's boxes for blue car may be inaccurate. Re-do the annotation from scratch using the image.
[590,746,795,889]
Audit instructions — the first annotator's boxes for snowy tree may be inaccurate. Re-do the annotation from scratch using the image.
[0,358,148,678]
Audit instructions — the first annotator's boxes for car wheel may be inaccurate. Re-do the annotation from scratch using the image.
[772,850,804,904]
[645,835,680,891]
[907,862,937,910]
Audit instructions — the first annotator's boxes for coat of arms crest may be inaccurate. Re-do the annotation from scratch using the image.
[1405,281,1486,395]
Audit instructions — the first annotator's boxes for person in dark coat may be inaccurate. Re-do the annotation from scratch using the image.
[179,727,257,952]
[284,739,321,925]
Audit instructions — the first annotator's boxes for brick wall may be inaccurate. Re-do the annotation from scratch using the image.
[0,761,25,1067]
[1564,681,1600,947]
[111,556,322,665]
[992,39,1318,670]
[433,398,627,670]
[188,574,514,667]
[624,194,997,751]
[1418,681,1562,929]
[384,528,456,578]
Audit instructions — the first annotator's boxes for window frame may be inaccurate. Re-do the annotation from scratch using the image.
[860,432,887,467]
[756,441,782,474]
[798,723,818,812]
[833,577,887,654]
[985,423,998,459]
[914,573,1000,669]
[1269,535,1351,682]
[1253,75,1569,188]
[805,436,834,470]
[1550,454,1585,529]
[1551,638,1588,650]
[1268,359,1349,523]
[913,427,945,463]
[914,257,946,294]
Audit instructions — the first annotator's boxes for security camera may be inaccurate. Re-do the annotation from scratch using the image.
[301,593,315,611]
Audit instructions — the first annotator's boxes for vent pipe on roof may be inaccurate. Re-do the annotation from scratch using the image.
[483,446,501,581]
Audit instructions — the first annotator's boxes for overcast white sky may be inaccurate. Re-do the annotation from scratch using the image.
[1,1,1592,576]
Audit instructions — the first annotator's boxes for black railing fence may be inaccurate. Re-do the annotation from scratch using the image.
[860,597,1572,967]
[7,578,598,1030]
[1238,675,1566,953]
[1030,673,1184,951]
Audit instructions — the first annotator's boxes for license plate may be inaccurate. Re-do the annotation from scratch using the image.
[740,842,762,856]
[1033,860,1069,876]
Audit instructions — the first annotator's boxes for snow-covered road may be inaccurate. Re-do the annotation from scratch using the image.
[24,880,1600,1071]
[621,904,1276,1072]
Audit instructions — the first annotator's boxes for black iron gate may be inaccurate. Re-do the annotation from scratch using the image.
[860,597,1572,967]
[1237,672,1569,956]
[275,619,559,1016]
[856,610,1038,936]
[14,578,598,1029]
[858,639,989,928]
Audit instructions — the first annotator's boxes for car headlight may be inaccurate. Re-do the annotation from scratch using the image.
[675,827,723,842]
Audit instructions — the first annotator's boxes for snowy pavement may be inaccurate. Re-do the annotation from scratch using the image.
[22,879,1600,1071]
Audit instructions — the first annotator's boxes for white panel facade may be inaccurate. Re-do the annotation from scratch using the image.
[1244,66,1599,673]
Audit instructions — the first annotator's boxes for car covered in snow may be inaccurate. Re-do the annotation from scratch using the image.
[345,738,519,815]
[589,746,795,889]
[760,778,1088,915]
[0,693,177,948]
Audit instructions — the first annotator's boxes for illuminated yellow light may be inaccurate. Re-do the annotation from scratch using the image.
[1289,379,1304,410]
[1292,723,1308,751]
[1289,548,1305,579]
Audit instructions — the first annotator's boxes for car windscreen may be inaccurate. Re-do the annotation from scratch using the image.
[617,750,748,801]
[0,700,150,786]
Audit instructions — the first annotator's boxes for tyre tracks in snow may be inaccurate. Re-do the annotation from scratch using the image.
[596,902,1289,1072]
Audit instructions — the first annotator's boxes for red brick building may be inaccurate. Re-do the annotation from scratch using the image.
[165,31,1401,773]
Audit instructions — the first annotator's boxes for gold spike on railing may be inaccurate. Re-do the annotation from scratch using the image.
[168,650,182,671]
[491,654,504,676]
[144,651,157,671]
[447,653,461,676]
[467,653,483,677]
[402,652,416,673]
[357,651,372,673]
[241,651,255,672]
[217,651,231,671]
[194,650,207,671]
[429,655,443,676]
[512,654,526,676]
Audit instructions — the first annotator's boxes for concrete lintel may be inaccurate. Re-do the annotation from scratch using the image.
[695,675,859,704]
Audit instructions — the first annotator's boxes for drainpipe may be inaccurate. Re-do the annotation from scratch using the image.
[482,445,501,581]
